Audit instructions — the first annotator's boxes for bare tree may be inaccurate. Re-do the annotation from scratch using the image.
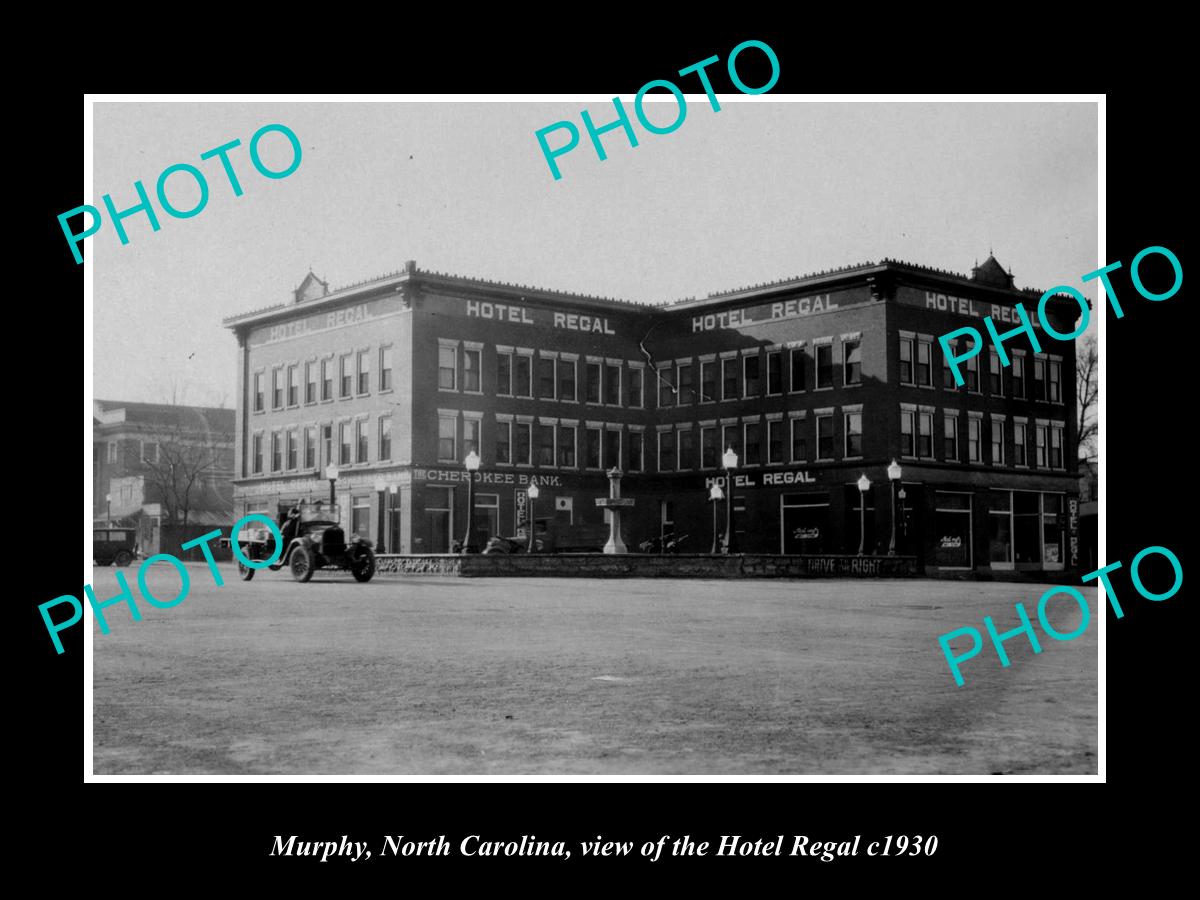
[141,422,224,528]
[1076,333,1098,459]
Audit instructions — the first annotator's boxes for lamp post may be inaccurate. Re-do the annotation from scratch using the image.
[461,450,481,553]
[887,459,902,556]
[374,480,387,553]
[526,482,540,552]
[325,464,339,509]
[709,483,725,554]
[856,473,872,556]
[105,492,112,525]
[722,447,739,554]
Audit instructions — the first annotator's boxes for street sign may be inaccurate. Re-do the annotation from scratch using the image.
[595,498,635,508]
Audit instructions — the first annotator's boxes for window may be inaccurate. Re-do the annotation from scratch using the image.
[900,337,914,384]
[744,422,761,465]
[353,420,367,463]
[463,417,479,459]
[845,412,863,458]
[768,419,784,464]
[1050,424,1064,469]
[379,346,393,391]
[1012,353,1026,398]
[287,430,298,469]
[700,360,717,402]
[497,351,513,396]
[558,358,576,402]
[339,422,352,465]
[816,344,833,389]
[321,358,333,401]
[557,424,576,467]
[253,372,264,412]
[495,419,511,464]
[767,350,783,395]
[968,417,982,463]
[514,421,532,465]
[515,353,532,397]
[1042,493,1064,567]
[676,427,693,470]
[304,362,317,404]
[743,355,761,398]
[438,345,457,391]
[463,347,481,393]
[322,425,332,469]
[438,415,457,462]
[538,357,556,400]
[586,362,602,403]
[843,340,862,386]
[272,432,282,471]
[252,434,263,474]
[942,340,957,389]
[356,351,369,395]
[991,419,1005,466]
[934,492,973,569]
[627,366,643,408]
[657,365,674,408]
[1035,424,1048,467]
[304,427,316,468]
[790,347,807,392]
[944,413,959,461]
[677,363,694,404]
[658,429,675,471]
[1048,359,1062,403]
[816,414,834,461]
[607,429,622,469]
[628,431,644,472]
[918,411,933,458]
[1014,421,1028,466]
[605,363,622,405]
[537,423,555,466]
[900,409,915,457]
[965,354,979,392]
[916,340,932,386]
[989,350,1002,395]
[141,441,158,463]
[989,490,1013,566]
[340,354,353,398]
[351,495,370,541]
[426,487,453,554]
[586,426,602,468]
[790,417,807,462]
[272,368,284,409]
[1034,356,1046,401]
[722,357,738,400]
[702,426,718,468]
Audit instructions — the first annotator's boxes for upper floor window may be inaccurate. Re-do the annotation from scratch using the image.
[514,353,532,398]
[463,417,479,458]
[605,362,622,406]
[1050,423,1064,469]
[321,358,333,401]
[253,372,264,412]
[816,344,833,389]
[272,368,284,409]
[627,366,644,408]
[816,414,834,460]
[657,365,674,408]
[438,344,457,391]
[989,350,1002,395]
[991,418,1005,466]
[1033,356,1047,401]
[677,363,694,405]
[916,339,932,386]
[340,355,353,398]
[843,340,862,386]
[438,415,457,462]
[700,360,717,402]
[379,345,393,392]
[900,337,914,385]
[701,425,718,468]
[497,351,512,396]
[844,412,862,458]
[305,362,317,404]
[944,413,959,461]
[743,355,761,398]
[790,347,807,392]
[558,358,577,402]
[918,410,933,458]
[1013,421,1028,466]
[768,419,785,464]
[538,357,556,400]
[722,357,738,400]
[252,434,263,474]
[356,350,370,395]
[628,431,644,472]
[463,347,481,393]
[968,417,982,463]
[586,362,602,404]
[1048,359,1062,403]
[356,419,369,463]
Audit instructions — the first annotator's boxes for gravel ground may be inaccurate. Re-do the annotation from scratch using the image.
[91,563,1097,775]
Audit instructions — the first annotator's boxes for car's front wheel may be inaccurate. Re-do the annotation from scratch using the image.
[290,546,315,583]
[237,560,255,581]
[113,550,133,567]
[351,547,376,583]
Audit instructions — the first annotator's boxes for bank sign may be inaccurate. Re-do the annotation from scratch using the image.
[414,468,563,487]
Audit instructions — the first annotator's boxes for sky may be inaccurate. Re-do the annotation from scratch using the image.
[91,100,1098,408]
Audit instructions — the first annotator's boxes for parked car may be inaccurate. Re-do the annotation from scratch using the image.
[94,527,138,567]
[223,500,376,583]
[482,520,612,554]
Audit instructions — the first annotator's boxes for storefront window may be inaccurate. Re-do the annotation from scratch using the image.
[935,492,972,568]
[989,490,1012,565]
[351,495,370,540]
[476,493,500,542]
[426,487,452,553]
[1042,493,1064,566]
[782,492,830,554]
[1013,490,1041,564]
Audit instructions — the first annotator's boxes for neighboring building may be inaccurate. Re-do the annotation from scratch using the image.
[93,400,236,558]
[1078,456,1098,573]
[223,256,1083,578]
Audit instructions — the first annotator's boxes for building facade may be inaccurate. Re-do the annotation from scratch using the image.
[224,256,1083,578]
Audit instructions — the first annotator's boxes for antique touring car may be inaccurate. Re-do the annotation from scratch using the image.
[229,500,376,583]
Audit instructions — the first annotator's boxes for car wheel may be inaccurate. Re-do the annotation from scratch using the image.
[113,550,133,567]
[290,546,314,583]
[351,547,375,583]
[237,560,255,582]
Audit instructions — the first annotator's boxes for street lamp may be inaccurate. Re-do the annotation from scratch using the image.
[887,459,902,556]
[374,480,387,553]
[722,447,739,554]
[708,483,725,554]
[325,464,339,508]
[526,482,540,552]
[105,492,112,525]
[461,450,481,553]
[856,473,872,556]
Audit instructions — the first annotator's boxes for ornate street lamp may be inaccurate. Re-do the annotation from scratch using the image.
[526,482,540,552]
[708,483,725,554]
[461,450,481,554]
[325,464,339,508]
[887,459,902,556]
[105,492,112,526]
[722,447,739,554]
[856,473,872,556]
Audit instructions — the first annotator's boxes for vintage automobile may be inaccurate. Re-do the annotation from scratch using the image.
[94,527,138,567]
[229,500,376,583]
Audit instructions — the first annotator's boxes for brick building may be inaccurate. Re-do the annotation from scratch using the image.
[223,255,1083,578]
